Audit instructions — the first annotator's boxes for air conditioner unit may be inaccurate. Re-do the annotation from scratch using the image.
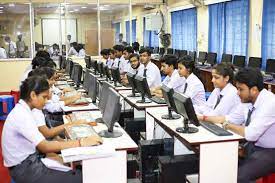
[144,4,156,10]
[145,14,162,31]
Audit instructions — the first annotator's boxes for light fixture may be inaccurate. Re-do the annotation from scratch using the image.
[81,6,87,9]
[8,3,15,7]
[0,6,4,9]
[74,9,79,12]
[69,10,74,13]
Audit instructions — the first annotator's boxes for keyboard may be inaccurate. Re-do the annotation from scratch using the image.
[200,121,233,136]
[264,75,274,82]
[150,96,166,104]
[66,124,99,140]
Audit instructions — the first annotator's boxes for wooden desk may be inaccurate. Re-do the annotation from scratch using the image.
[64,111,138,183]
[146,107,244,183]
[198,67,214,92]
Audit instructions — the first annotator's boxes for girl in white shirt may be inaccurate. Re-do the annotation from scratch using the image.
[178,55,206,107]
[197,63,241,117]
[2,76,102,183]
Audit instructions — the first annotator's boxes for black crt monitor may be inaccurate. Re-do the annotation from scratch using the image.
[161,85,181,120]
[266,59,275,74]
[134,75,152,103]
[98,87,123,138]
[126,72,141,97]
[172,92,199,133]
[72,64,83,86]
[87,73,97,103]
[85,55,91,69]
[111,67,122,87]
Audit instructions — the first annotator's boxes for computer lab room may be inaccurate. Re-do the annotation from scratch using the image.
[0,0,275,183]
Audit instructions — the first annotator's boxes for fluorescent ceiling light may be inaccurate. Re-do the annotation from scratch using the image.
[0,6,4,9]
[74,9,79,11]
[81,6,87,9]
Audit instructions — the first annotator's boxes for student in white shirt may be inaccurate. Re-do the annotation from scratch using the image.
[151,54,185,97]
[113,45,128,74]
[137,48,162,88]
[68,42,78,56]
[122,46,134,82]
[2,76,102,183]
[121,53,141,85]
[198,68,275,183]
[77,44,85,57]
[0,47,7,59]
[4,36,17,58]
[107,48,115,68]
[178,55,206,107]
[100,48,111,67]
[196,63,240,116]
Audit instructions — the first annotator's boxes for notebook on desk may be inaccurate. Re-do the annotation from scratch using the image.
[65,124,99,140]
[70,111,96,122]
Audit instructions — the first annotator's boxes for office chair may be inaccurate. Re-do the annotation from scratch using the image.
[266,59,275,73]
[167,48,174,55]
[248,57,262,69]
[233,55,246,68]
[206,52,217,66]
[221,53,233,63]
[188,51,197,62]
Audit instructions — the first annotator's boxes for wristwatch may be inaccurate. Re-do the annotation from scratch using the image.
[222,119,230,129]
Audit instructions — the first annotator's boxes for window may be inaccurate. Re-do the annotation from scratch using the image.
[171,8,197,51]
[113,22,121,43]
[126,19,136,44]
[208,0,249,62]
[143,17,159,47]
[262,0,275,70]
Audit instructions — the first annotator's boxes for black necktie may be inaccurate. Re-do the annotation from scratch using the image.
[118,60,121,68]
[143,68,147,77]
[214,94,223,109]
[183,83,188,93]
[245,107,255,126]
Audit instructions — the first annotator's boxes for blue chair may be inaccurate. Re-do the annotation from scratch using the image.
[0,95,15,121]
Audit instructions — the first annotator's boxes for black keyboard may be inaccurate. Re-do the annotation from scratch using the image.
[150,96,166,104]
[200,121,233,136]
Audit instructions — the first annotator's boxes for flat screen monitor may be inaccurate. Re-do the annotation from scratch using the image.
[98,87,123,138]
[172,92,199,133]
[83,70,91,91]
[97,62,104,77]
[85,55,91,69]
[87,73,97,103]
[161,85,181,120]
[134,75,152,103]
[126,72,140,97]
[103,65,112,81]
[72,64,82,86]
[91,59,99,75]
[111,67,121,87]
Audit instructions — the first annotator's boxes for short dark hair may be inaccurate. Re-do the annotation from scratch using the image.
[213,63,235,83]
[100,49,109,56]
[129,53,140,61]
[113,45,124,52]
[36,50,50,59]
[31,56,47,69]
[109,48,115,54]
[178,55,195,73]
[160,54,178,69]
[39,60,56,69]
[235,68,264,91]
[20,76,49,101]
[123,46,134,54]
[139,48,152,56]
[132,42,140,52]
[28,67,55,79]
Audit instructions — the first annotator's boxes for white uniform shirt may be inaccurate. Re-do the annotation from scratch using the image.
[196,83,241,116]
[162,69,186,93]
[78,49,85,57]
[6,41,17,57]
[44,89,65,113]
[106,58,114,69]
[113,56,127,74]
[68,47,78,56]
[2,100,45,167]
[179,73,206,107]
[32,109,46,127]
[137,61,162,88]
[225,89,275,148]
[0,47,7,59]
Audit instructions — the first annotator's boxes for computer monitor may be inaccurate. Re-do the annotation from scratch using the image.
[98,87,123,138]
[72,64,83,86]
[91,59,99,75]
[134,75,152,103]
[111,67,122,87]
[161,85,181,120]
[172,92,199,133]
[126,72,140,97]
[95,81,113,123]
[85,55,91,69]
[65,59,73,75]
[83,70,91,91]
[59,56,66,70]
[97,62,104,77]
[103,65,112,82]
[88,73,97,103]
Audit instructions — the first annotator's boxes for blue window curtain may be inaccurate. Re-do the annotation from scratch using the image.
[171,8,197,51]
[262,0,275,70]
[126,20,137,44]
[208,0,249,62]
[113,22,120,43]
[143,17,159,47]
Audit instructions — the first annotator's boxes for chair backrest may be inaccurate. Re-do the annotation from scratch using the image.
[189,51,197,62]
[198,51,207,63]
[248,57,262,68]
[233,55,246,68]
[221,54,233,63]
[206,52,217,66]
[266,59,275,73]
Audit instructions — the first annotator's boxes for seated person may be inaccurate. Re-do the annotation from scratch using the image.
[198,68,275,183]
[77,44,85,57]
[112,45,127,74]
[100,48,111,67]
[2,76,102,183]
[151,54,186,98]
[68,42,78,56]
[121,53,141,85]
[137,48,161,88]
[132,42,140,54]
[121,46,134,80]
[178,55,206,107]
[196,63,241,116]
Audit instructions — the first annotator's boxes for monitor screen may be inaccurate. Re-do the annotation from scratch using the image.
[104,65,111,80]
[161,84,177,112]
[83,70,91,91]
[172,92,200,127]
[72,64,82,85]
[98,81,112,113]
[134,75,152,99]
[127,72,136,88]
[88,73,97,103]
[111,67,121,83]
[85,56,91,69]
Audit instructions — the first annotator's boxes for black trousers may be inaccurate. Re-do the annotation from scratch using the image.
[238,147,275,183]
[9,153,82,183]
